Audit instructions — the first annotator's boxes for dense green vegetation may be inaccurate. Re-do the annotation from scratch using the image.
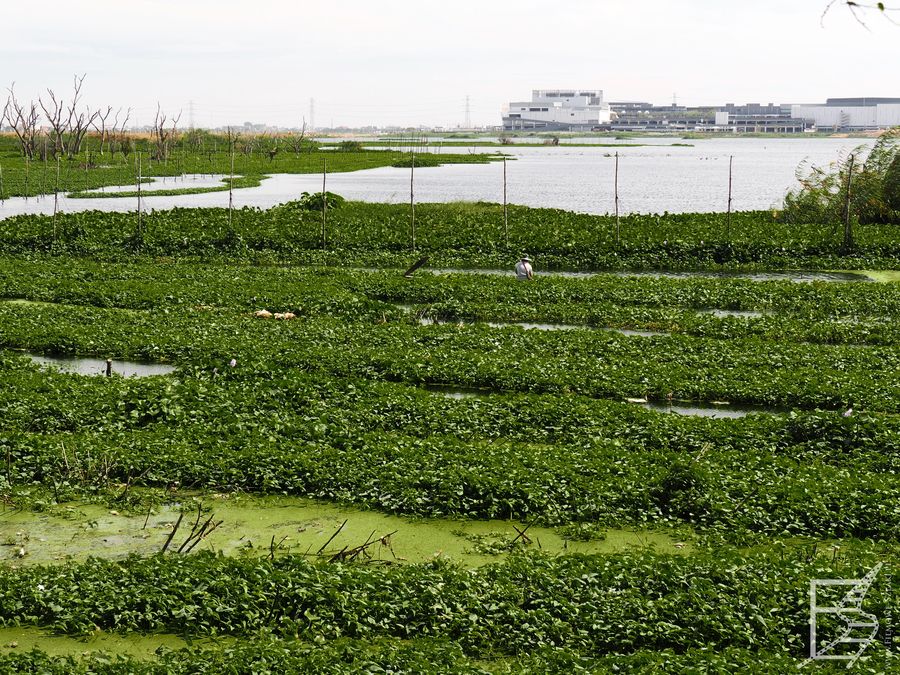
[0,550,894,662]
[784,128,899,226]
[0,134,497,200]
[5,200,900,270]
[0,199,898,669]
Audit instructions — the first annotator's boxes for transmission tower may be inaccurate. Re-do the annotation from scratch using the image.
[464,95,471,129]
[188,100,195,130]
[310,98,316,131]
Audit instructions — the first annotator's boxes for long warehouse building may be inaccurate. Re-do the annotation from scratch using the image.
[791,98,900,131]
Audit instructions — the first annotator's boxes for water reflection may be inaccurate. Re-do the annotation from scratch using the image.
[28,353,175,377]
[0,138,873,218]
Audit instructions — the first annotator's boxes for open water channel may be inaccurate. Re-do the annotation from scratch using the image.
[0,137,874,218]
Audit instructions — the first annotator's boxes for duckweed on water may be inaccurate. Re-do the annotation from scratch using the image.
[0,494,690,567]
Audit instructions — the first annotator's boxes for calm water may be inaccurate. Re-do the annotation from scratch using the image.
[28,353,176,377]
[0,138,873,218]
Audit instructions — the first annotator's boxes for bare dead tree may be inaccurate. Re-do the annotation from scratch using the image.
[822,1,899,27]
[111,107,132,159]
[91,105,113,155]
[151,103,182,162]
[287,120,307,155]
[39,75,97,158]
[65,74,94,156]
[39,88,67,157]
[68,103,99,158]
[3,85,40,158]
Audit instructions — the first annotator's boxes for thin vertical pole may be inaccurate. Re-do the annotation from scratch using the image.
[410,153,416,252]
[228,147,235,230]
[726,155,733,240]
[53,156,60,240]
[503,157,508,248]
[614,152,620,246]
[24,158,29,202]
[0,164,4,203]
[843,154,855,253]
[137,151,143,239]
[322,157,327,249]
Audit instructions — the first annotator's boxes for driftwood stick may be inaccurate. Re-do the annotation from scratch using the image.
[183,519,222,554]
[317,519,347,554]
[509,522,534,547]
[178,513,215,553]
[161,511,184,553]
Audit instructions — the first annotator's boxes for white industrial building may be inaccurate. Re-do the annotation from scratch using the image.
[503,89,614,131]
[791,98,900,131]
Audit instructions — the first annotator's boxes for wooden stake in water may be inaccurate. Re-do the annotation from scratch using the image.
[321,157,327,249]
[843,154,855,253]
[137,152,143,239]
[503,157,508,248]
[614,152,620,246]
[53,156,60,239]
[726,155,733,240]
[410,153,416,252]
[228,147,235,230]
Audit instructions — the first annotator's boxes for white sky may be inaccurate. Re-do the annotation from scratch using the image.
[3,0,898,129]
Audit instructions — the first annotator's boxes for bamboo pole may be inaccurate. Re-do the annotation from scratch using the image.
[53,156,60,240]
[503,157,508,248]
[137,152,143,240]
[322,157,327,249]
[228,146,235,230]
[726,155,733,240]
[614,152,620,246]
[410,153,416,252]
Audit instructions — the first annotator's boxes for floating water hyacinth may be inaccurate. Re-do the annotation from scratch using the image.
[229,359,237,367]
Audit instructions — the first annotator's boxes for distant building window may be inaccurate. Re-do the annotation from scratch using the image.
[508,114,521,118]
[560,92,575,97]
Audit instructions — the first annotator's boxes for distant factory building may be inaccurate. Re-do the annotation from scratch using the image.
[503,90,614,131]
[713,103,808,133]
[791,98,900,131]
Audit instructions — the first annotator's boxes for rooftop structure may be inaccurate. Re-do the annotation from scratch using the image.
[792,98,900,130]
[503,89,614,131]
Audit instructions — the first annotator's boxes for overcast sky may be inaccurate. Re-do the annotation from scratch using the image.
[3,0,898,129]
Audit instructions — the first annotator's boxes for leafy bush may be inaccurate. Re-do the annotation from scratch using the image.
[884,152,900,213]
[783,127,899,225]
[297,191,346,211]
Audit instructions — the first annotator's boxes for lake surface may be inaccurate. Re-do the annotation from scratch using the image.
[28,353,176,377]
[0,138,873,218]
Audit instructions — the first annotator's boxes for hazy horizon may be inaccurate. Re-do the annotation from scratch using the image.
[4,0,898,129]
